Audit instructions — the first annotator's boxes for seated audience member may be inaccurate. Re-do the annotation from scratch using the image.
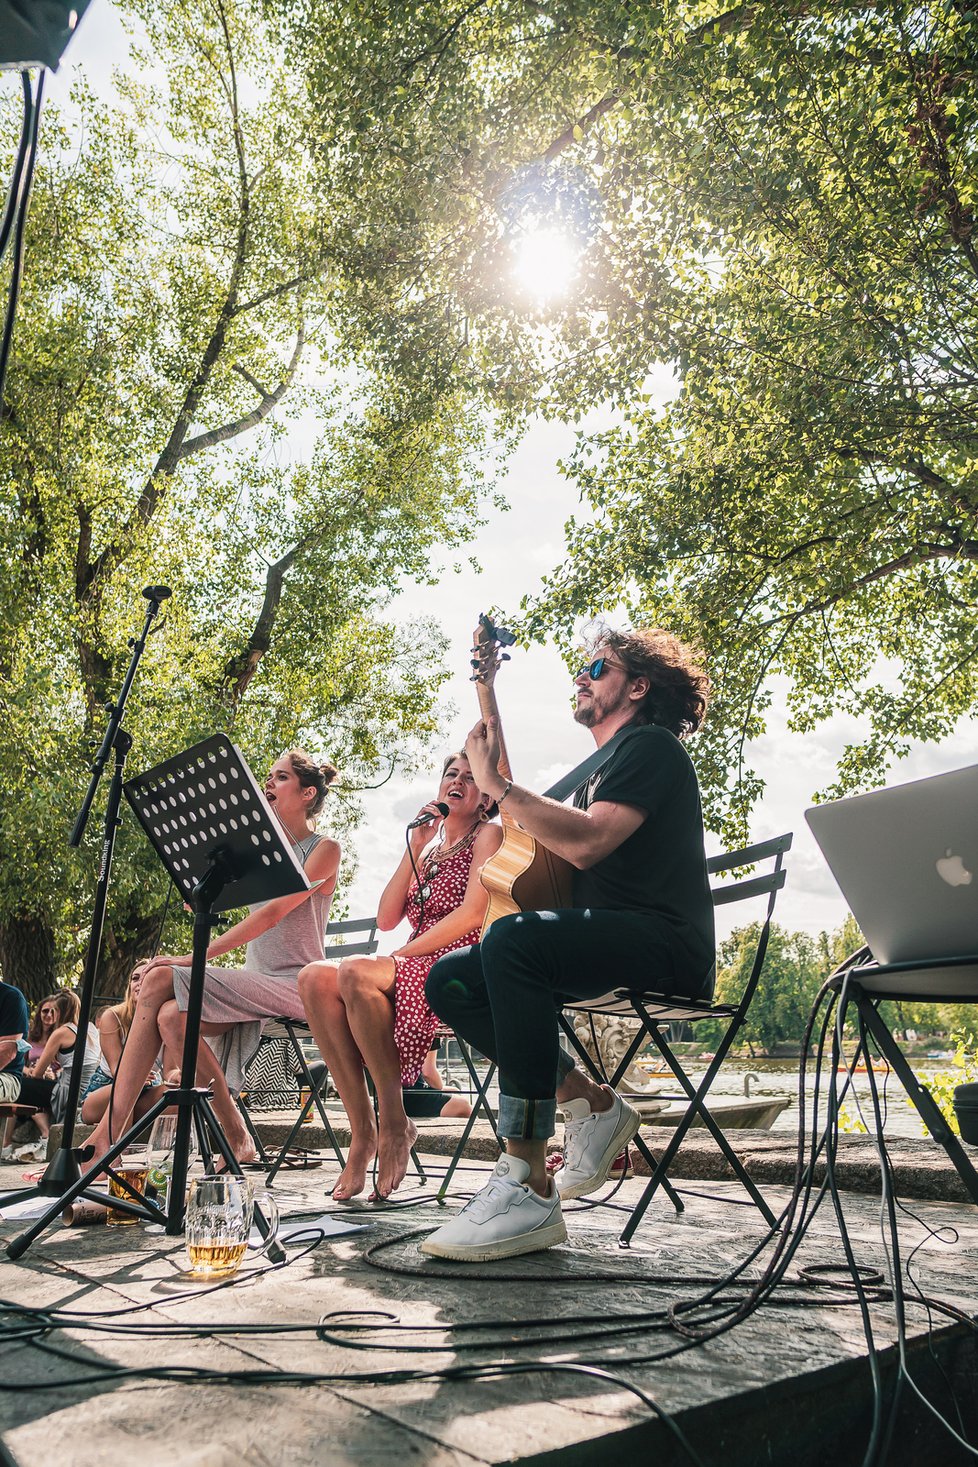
[0,977,30,1123]
[11,990,99,1136]
[2,992,58,1158]
[401,1041,473,1120]
[81,961,169,1126]
[299,751,502,1201]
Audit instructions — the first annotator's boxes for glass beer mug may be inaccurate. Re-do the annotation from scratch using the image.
[184,1175,280,1277]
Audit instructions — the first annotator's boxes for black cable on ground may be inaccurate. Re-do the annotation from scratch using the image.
[3,954,975,1466]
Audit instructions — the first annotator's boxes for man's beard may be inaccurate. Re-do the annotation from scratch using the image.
[573,701,598,728]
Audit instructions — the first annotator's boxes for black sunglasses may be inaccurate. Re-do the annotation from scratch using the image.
[575,656,627,681]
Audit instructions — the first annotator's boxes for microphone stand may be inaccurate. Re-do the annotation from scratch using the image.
[25,585,170,1197]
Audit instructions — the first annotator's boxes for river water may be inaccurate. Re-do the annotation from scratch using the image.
[660,1055,963,1140]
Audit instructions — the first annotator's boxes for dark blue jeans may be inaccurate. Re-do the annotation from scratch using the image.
[425,908,711,1141]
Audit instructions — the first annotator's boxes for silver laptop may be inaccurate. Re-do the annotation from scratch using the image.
[805,764,978,996]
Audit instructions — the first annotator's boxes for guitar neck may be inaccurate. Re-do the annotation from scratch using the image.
[474,677,513,785]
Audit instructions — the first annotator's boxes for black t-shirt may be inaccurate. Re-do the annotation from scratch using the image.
[572,725,715,976]
[0,981,30,1076]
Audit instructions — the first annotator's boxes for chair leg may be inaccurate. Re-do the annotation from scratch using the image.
[284,1022,345,1168]
[557,1015,684,1215]
[856,995,978,1207]
[617,1026,777,1243]
[265,1088,318,1185]
[437,1048,499,1201]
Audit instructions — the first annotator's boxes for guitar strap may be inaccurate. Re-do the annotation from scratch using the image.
[542,723,645,804]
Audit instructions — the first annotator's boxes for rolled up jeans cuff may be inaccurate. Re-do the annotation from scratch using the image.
[497,1092,557,1142]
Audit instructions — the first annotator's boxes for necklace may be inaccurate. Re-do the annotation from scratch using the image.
[417,824,479,900]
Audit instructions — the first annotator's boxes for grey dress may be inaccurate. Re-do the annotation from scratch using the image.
[170,833,334,1088]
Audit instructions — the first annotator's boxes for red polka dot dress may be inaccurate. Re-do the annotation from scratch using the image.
[393,834,480,1086]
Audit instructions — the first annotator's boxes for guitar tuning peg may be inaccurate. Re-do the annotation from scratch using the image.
[501,653,511,661]
[470,659,479,668]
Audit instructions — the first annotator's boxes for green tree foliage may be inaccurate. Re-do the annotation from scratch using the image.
[274,1,978,837]
[708,910,969,1051]
[0,1,494,1001]
[710,921,825,1053]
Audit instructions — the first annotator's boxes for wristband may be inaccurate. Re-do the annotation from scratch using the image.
[496,779,514,804]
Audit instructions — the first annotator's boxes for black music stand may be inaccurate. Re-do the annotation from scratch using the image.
[6,735,308,1259]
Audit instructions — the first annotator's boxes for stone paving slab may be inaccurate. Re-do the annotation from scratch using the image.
[1,1150,977,1467]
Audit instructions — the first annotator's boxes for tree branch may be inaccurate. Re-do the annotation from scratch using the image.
[221,543,301,703]
[177,324,305,459]
[757,540,978,630]
[541,94,619,166]
[401,0,489,78]
[231,273,312,317]
[83,7,252,596]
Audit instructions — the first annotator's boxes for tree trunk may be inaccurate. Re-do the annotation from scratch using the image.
[99,909,171,1002]
[0,913,57,1007]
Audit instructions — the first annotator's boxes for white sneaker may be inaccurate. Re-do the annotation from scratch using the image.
[14,1143,46,1162]
[0,1146,14,1161]
[421,1156,567,1261]
[557,1088,641,1199]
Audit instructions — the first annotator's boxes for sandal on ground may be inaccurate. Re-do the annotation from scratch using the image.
[276,1148,322,1170]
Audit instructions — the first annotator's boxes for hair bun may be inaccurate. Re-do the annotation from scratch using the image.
[319,762,339,786]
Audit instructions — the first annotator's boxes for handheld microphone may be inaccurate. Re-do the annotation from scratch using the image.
[407,801,450,830]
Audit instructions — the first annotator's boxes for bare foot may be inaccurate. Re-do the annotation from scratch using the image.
[374,1118,418,1199]
[225,1124,258,1168]
[332,1126,378,1203]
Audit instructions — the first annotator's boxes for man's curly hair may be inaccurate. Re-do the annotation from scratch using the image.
[594,628,710,739]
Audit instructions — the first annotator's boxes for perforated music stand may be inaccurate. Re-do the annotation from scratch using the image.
[7,735,307,1260]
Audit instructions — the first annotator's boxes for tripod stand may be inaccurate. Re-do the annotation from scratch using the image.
[0,587,169,1223]
[7,735,309,1259]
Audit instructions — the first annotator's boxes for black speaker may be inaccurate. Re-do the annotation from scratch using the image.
[0,0,92,71]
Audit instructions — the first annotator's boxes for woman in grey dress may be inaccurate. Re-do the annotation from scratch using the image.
[83,749,341,1167]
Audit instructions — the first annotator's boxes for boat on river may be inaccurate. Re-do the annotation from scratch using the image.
[623,1092,793,1130]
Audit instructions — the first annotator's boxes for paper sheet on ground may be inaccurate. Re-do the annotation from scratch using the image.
[249,1212,370,1245]
[0,1193,74,1220]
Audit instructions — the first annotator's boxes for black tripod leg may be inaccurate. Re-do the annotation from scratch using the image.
[6,1092,173,1258]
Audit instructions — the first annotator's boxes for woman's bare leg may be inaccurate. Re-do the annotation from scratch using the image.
[81,1086,111,1125]
[157,1002,257,1164]
[337,956,416,1199]
[85,964,174,1155]
[298,961,377,1200]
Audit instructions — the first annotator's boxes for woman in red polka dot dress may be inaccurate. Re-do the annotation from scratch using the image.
[299,753,502,1201]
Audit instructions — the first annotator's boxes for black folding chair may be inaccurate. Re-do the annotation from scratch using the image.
[433,1028,502,1201]
[560,832,792,1244]
[831,951,978,1208]
[240,916,378,1184]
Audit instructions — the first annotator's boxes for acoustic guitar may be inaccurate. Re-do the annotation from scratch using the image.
[470,615,573,935]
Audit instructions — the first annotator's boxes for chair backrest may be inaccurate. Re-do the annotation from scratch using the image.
[324,916,379,960]
[708,832,792,1016]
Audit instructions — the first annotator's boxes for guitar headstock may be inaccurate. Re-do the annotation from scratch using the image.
[470,614,516,686]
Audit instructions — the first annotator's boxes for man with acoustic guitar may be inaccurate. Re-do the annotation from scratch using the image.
[423,627,715,1261]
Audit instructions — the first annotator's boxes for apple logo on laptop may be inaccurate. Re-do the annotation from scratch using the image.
[936,849,973,887]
